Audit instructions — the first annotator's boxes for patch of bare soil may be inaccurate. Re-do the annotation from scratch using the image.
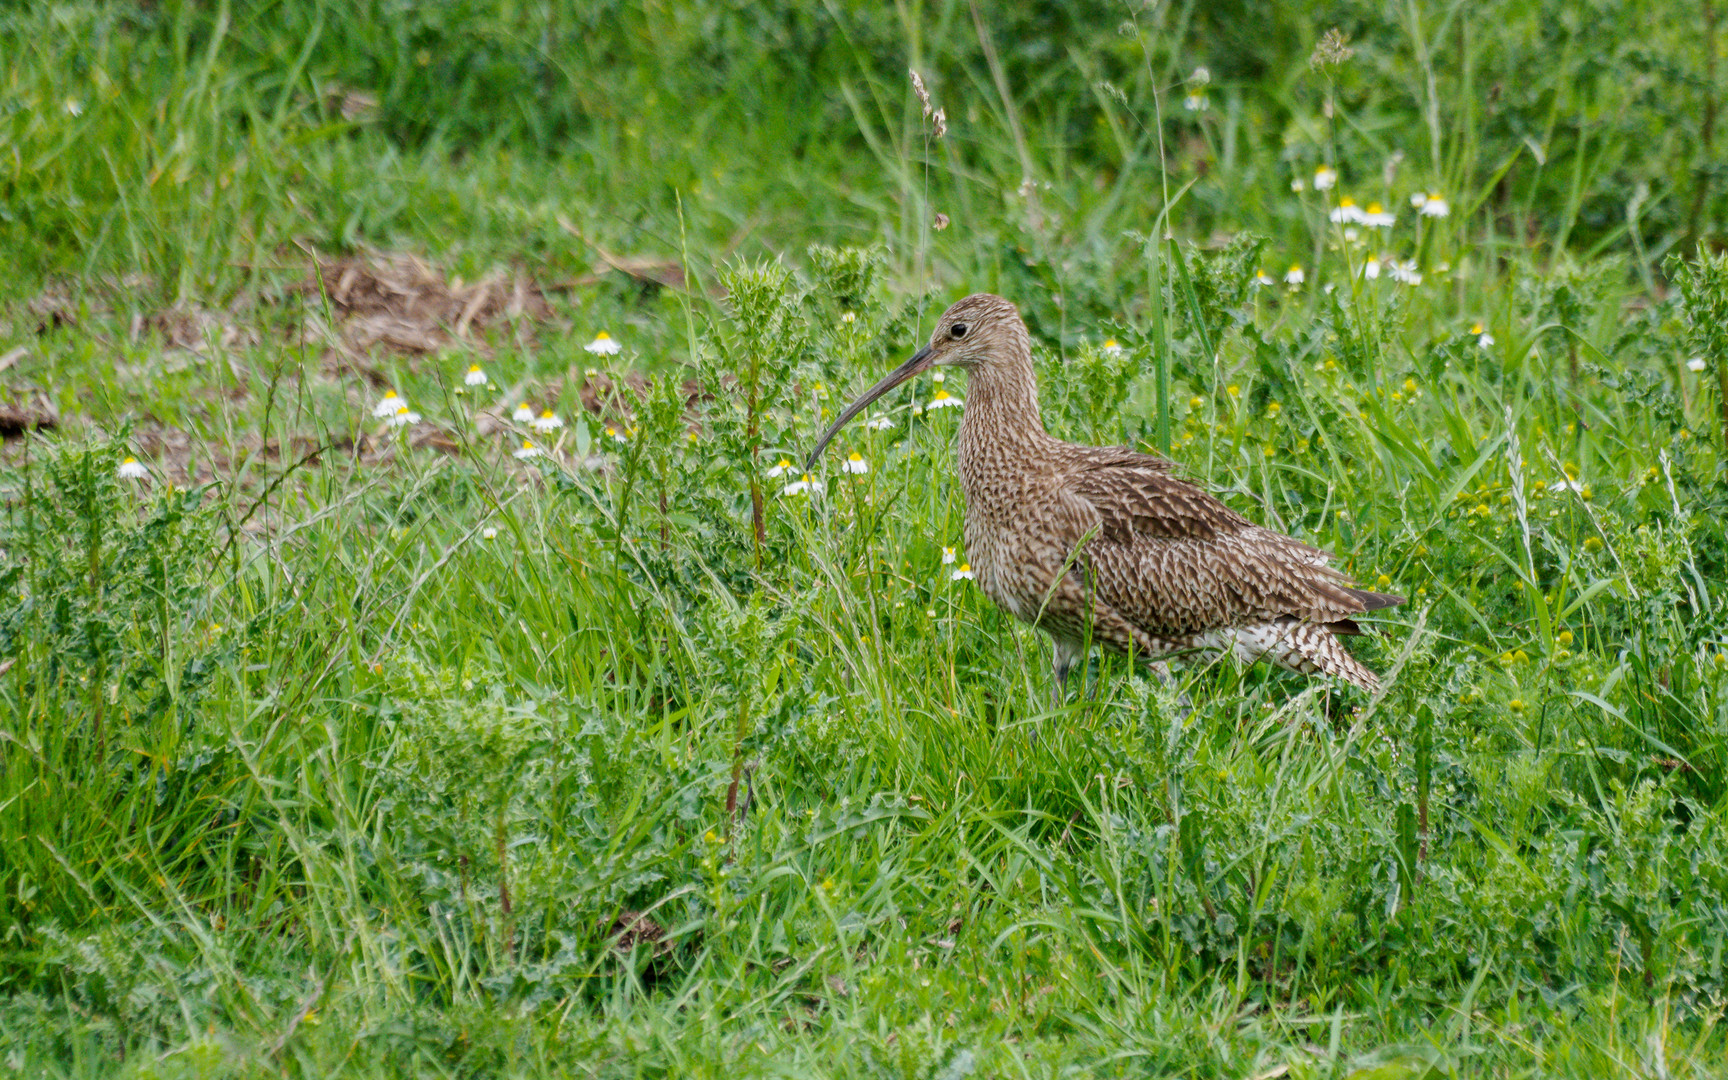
[290,251,554,370]
[132,303,259,356]
[0,398,56,440]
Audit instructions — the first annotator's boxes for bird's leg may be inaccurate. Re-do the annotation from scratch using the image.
[1050,637,1081,709]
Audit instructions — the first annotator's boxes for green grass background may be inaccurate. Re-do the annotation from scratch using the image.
[3,1,1728,1075]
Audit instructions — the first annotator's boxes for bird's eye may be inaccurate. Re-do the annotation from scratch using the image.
[950,323,968,339]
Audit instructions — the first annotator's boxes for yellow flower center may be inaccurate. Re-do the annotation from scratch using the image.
[1103,338,1118,349]
[396,406,410,415]
[541,409,554,417]
[1367,202,1383,214]
[594,331,611,340]
[933,390,949,400]
[1338,197,1355,207]
[1470,322,1484,334]
[468,364,481,372]
[848,452,863,461]
[958,563,970,572]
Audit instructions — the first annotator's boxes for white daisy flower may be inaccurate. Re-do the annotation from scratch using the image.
[865,415,894,431]
[512,403,535,423]
[605,424,628,444]
[1361,202,1395,228]
[927,389,963,410]
[950,563,975,581]
[841,451,869,475]
[1419,193,1450,217]
[1389,260,1423,286]
[1364,255,1383,280]
[372,390,406,418]
[841,312,857,324]
[513,441,541,460]
[941,546,957,565]
[1182,93,1209,112]
[1687,357,1707,372]
[584,331,621,355]
[1552,478,1584,494]
[481,526,498,540]
[1102,338,1124,356]
[463,364,487,387]
[766,457,796,477]
[531,409,564,432]
[932,371,945,383]
[1284,265,1306,285]
[1314,165,1337,191]
[1471,323,1495,348]
[1329,197,1365,225]
[386,405,422,428]
[1411,192,1428,209]
[65,98,83,117]
[782,473,825,497]
[117,457,148,480]
[1189,66,1211,85]
[1252,269,1275,287]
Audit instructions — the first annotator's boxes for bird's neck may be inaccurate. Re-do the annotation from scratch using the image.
[957,354,1050,477]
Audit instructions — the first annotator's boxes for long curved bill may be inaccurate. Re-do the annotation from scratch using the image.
[805,345,934,470]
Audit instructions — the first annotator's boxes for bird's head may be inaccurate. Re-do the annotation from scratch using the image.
[807,293,1026,468]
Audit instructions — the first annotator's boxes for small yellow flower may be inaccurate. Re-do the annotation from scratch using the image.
[1508,699,1525,713]
[1583,536,1604,553]
[1557,630,1574,646]
[1376,574,1391,589]
[951,563,975,581]
[1189,395,1205,409]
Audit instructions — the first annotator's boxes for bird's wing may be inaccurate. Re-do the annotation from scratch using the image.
[1058,454,1399,634]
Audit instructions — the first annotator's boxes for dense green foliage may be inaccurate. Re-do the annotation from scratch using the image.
[2,1,1727,1076]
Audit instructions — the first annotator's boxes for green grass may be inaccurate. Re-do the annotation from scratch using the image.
[3,2,1728,1076]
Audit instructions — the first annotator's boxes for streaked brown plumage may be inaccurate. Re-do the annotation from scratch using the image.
[809,293,1402,696]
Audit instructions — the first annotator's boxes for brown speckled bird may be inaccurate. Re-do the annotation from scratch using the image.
[809,293,1402,697]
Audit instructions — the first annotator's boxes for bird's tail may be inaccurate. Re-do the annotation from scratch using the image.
[1233,620,1382,693]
